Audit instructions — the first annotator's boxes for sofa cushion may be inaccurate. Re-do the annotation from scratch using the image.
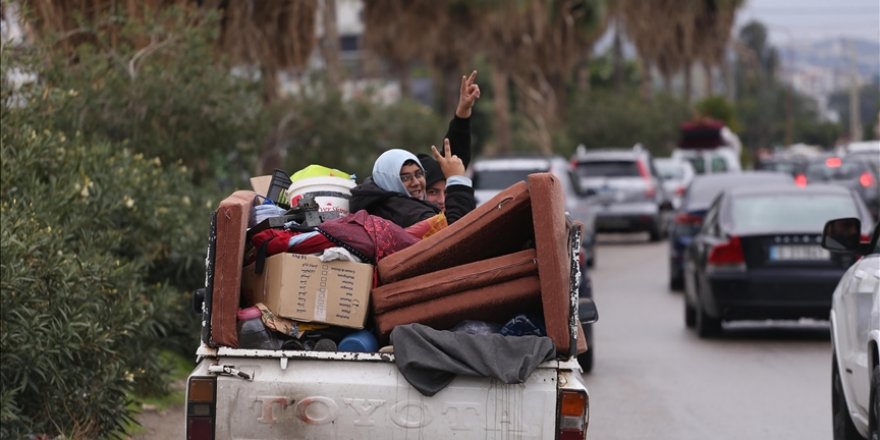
[209,190,257,347]
[376,181,533,284]
[374,275,542,342]
[371,249,537,315]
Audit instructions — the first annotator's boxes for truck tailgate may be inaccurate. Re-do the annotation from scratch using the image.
[207,353,561,439]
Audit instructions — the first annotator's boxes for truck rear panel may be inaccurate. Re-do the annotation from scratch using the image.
[188,349,578,440]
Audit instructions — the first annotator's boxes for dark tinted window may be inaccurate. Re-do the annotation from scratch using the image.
[473,169,542,190]
[685,157,705,174]
[684,175,791,210]
[575,160,640,178]
[730,193,859,233]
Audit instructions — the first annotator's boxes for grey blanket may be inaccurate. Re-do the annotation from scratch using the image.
[390,323,556,396]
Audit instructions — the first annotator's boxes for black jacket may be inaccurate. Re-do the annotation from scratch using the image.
[349,116,476,228]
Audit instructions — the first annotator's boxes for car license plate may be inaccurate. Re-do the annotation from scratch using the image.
[769,245,830,261]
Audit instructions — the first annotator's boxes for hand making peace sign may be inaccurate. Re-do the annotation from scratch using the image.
[455,70,481,119]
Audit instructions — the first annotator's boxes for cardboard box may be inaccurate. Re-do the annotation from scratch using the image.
[243,253,373,329]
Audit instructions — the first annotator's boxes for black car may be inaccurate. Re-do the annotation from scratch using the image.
[668,171,794,290]
[683,184,874,337]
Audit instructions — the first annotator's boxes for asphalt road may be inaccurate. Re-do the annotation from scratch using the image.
[582,233,833,440]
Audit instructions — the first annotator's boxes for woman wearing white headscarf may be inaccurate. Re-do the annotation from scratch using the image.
[349,71,480,228]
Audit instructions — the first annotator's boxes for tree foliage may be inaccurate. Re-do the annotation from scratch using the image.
[0,84,210,438]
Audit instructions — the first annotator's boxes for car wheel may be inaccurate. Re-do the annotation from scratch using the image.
[832,353,864,439]
[669,272,683,291]
[695,302,721,338]
[649,224,663,242]
[870,364,879,440]
[577,324,594,373]
[684,300,696,328]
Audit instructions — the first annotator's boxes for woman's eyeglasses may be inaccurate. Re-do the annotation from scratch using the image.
[399,170,425,183]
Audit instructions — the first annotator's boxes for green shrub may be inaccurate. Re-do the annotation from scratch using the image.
[1,24,217,440]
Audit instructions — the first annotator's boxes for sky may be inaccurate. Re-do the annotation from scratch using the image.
[736,0,880,46]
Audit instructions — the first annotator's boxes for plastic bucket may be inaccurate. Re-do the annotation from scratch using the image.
[287,176,356,215]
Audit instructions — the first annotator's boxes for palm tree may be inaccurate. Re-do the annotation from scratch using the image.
[361,0,441,99]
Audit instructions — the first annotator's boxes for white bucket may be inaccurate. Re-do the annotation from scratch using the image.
[287,176,357,214]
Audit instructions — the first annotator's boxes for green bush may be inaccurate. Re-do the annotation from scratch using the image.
[1,13,225,439]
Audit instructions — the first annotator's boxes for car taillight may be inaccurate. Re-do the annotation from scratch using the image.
[636,160,655,198]
[558,389,588,440]
[707,236,745,271]
[675,186,686,196]
[675,213,702,225]
[861,234,871,243]
[825,157,842,168]
[859,171,875,187]
[794,174,807,187]
[187,376,216,440]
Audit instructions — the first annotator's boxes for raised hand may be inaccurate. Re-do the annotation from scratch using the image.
[431,138,466,178]
[455,70,481,119]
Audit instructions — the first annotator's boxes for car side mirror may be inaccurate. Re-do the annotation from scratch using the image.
[578,298,599,325]
[821,217,862,254]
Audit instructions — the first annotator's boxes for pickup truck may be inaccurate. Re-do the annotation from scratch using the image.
[185,174,597,440]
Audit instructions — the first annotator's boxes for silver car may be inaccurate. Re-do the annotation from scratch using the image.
[655,157,696,210]
[571,145,673,241]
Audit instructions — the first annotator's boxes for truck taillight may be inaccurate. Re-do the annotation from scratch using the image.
[186,376,216,440]
[558,389,588,440]
[707,235,745,271]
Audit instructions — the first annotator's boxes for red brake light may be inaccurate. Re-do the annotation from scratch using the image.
[558,390,588,440]
[707,236,745,267]
[636,160,655,197]
[859,171,875,187]
[861,234,871,243]
[825,157,842,168]
[187,376,216,440]
[675,213,702,225]
[794,174,807,187]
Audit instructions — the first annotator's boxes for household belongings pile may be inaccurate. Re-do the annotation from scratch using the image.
[201,165,587,393]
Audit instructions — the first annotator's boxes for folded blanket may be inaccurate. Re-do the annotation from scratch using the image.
[390,323,555,396]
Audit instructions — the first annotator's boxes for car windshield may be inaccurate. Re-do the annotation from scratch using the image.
[575,160,640,178]
[805,160,865,181]
[472,168,542,190]
[730,194,859,233]
[655,161,684,180]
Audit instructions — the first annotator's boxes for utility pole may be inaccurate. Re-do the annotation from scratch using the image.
[847,40,862,142]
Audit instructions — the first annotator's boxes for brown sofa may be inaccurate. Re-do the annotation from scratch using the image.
[374,173,582,356]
